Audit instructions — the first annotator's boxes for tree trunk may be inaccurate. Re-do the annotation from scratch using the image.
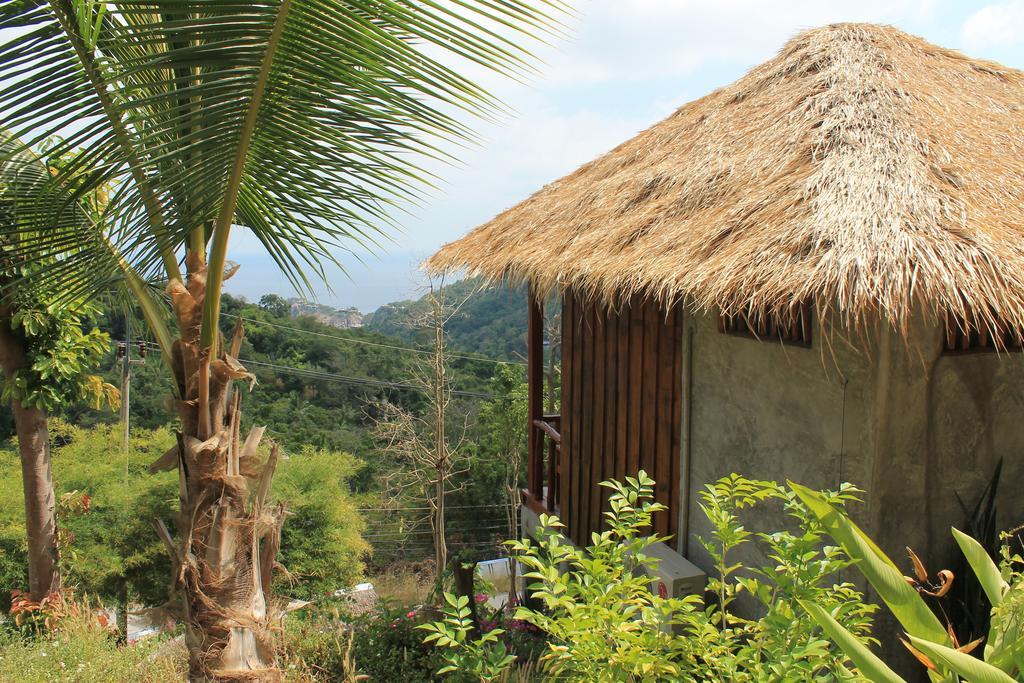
[0,309,59,601]
[14,403,58,601]
[151,258,284,682]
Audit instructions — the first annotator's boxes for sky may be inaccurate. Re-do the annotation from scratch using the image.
[225,0,1024,312]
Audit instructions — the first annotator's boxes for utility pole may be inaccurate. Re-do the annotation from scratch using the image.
[117,313,146,476]
[116,312,145,645]
[120,316,131,463]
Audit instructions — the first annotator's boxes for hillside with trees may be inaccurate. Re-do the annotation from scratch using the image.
[366,277,528,361]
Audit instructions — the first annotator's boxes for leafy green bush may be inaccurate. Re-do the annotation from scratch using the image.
[419,593,516,682]
[349,603,453,682]
[280,606,361,682]
[0,423,367,609]
[461,471,878,682]
[275,446,369,599]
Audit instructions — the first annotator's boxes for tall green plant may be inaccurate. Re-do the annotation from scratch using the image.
[0,1,565,678]
[485,472,875,682]
[792,483,1024,683]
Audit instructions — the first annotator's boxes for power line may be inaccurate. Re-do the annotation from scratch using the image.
[222,313,525,367]
[239,357,497,399]
[356,504,511,512]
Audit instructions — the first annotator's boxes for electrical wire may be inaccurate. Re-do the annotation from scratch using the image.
[356,504,511,512]
[114,340,499,400]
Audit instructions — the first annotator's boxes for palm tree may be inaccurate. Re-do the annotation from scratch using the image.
[0,1,565,679]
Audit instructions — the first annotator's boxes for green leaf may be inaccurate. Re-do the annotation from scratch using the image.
[952,528,1007,607]
[907,636,1017,683]
[789,482,949,646]
[799,599,907,683]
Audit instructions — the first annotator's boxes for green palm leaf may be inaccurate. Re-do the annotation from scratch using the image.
[799,599,908,683]
[1,0,568,346]
[789,482,951,647]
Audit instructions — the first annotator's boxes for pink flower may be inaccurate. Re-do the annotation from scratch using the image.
[474,593,488,604]
[406,611,416,618]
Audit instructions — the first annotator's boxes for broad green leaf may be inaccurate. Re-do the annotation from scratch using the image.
[789,482,949,645]
[799,599,907,683]
[952,528,1006,607]
[907,636,1017,683]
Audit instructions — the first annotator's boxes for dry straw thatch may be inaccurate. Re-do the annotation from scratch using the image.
[427,23,1024,334]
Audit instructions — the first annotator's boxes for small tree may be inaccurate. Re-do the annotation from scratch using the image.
[474,365,528,601]
[374,280,471,580]
[0,138,118,601]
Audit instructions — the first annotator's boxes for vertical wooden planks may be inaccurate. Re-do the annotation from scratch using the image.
[590,307,606,537]
[602,305,618,529]
[569,292,584,545]
[641,299,659,497]
[654,301,675,535]
[577,302,594,546]
[627,296,644,478]
[669,304,683,539]
[558,290,684,546]
[615,303,630,486]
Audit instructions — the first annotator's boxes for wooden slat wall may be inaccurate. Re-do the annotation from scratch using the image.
[559,290,684,546]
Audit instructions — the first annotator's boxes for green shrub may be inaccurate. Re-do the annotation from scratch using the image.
[462,471,878,682]
[275,446,369,599]
[0,423,367,609]
[793,482,1024,682]
[349,603,454,682]
[280,607,360,682]
[419,593,516,682]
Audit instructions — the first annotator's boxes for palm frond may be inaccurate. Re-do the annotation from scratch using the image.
[0,0,568,312]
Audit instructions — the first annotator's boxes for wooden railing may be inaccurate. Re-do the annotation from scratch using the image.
[536,413,561,509]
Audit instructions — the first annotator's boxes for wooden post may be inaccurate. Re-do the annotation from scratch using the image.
[527,285,545,500]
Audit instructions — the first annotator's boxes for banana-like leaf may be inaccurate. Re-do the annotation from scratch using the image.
[952,528,1007,607]
[789,482,950,646]
[907,635,1017,683]
[799,599,907,683]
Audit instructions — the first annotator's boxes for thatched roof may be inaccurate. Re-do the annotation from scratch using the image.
[427,23,1024,332]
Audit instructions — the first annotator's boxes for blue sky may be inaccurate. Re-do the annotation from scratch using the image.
[226,0,1024,311]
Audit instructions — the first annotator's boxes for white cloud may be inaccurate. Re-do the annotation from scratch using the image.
[962,2,1024,49]
[535,0,940,86]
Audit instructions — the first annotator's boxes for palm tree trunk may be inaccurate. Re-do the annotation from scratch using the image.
[0,310,59,601]
[155,258,284,682]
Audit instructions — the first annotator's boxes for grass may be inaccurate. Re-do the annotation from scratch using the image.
[0,616,185,682]
[369,563,434,605]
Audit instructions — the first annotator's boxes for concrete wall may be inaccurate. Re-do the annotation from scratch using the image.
[867,311,1024,568]
[678,304,1024,676]
[681,307,876,568]
[681,306,1024,566]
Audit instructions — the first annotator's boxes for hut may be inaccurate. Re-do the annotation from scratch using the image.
[427,24,1024,591]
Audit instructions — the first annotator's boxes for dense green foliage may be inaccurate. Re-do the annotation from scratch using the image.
[0,422,367,609]
[425,472,878,682]
[59,295,499,459]
[366,278,528,361]
[275,447,369,599]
